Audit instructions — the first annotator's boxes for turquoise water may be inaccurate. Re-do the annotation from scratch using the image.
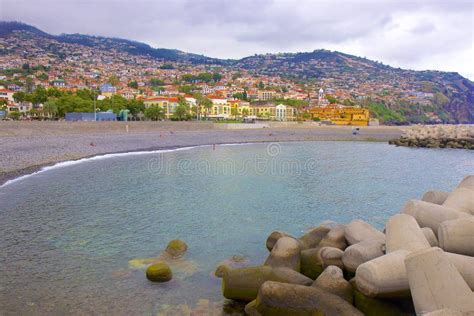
[0,141,472,315]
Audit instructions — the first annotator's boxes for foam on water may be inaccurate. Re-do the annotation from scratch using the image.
[0,145,207,188]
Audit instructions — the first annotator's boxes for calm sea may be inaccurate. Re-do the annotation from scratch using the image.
[0,141,473,314]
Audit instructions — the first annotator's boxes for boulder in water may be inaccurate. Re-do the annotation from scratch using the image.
[165,239,188,258]
[146,261,172,282]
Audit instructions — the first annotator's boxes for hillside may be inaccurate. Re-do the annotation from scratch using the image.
[0,21,473,123]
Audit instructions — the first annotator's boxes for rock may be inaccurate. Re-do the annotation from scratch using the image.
[254,281,364,316]
[298,226,330,250]
[355,249,411,298]
[405,247,474,314]
[312,266,353,303]
[300,247,324,279]
[439,217,474,256]
[457,175,474,190]
[401,200,470,236]
[264,236,301,271]
[442,188,474,215]
[385,214,430,253]
[342,239,385,273]
[221,266,312,302]
[344,219,385,245]
[146,261,172,282]
[165,239,188,258]
[421,227,439,247]
[422,190,450,205]
[244,300,261,316]
[265,230,293,251]
[319,247,344,269]
[319,224,347,250]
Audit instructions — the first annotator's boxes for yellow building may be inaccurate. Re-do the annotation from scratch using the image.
[308,105,369,126]
[143,97,179,119]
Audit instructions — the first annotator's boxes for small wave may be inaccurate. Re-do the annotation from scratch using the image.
[0,145,208,188]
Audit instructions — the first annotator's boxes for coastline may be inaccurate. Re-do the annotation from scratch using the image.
[0,121,404,186]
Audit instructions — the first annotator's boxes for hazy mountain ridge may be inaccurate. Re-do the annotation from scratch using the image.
[1,21,473,123]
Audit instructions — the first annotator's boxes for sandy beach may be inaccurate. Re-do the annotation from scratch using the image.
[0,121,404,185]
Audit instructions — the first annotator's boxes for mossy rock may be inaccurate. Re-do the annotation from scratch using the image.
[353,288,408,316]
[146,261,172,282]
[165,239,188,258]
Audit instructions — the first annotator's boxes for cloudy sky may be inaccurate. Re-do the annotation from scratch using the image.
[2,0,473,79]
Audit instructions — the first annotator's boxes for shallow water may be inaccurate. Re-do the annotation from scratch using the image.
[0,141,472,315]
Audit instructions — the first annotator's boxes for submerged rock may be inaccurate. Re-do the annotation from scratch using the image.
[146,261,172,282]
[165,239,188,258]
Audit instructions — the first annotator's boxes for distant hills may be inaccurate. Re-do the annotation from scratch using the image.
[1,21,473,123]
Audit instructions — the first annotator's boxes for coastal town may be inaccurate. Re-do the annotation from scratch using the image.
[1,23,468,125]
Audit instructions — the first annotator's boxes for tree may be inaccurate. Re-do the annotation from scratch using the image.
[128,81,138,89]
[173,104,190,121]
[126,99,145,117]
[25,77,34,93]
[212,72,222,82]
[197,72,213,83]
[43,100,58,118]
[8,111,21,120]
[326,95,337,104]
[108,75,119,86]
[258,81,265,89]
[31,86,48,105]
[144,105,165,121]
[150,78,165,86]
[195,94,212,118]
[13,91,28,103]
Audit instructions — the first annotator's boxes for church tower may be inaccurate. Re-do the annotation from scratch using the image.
[318,88,325,105]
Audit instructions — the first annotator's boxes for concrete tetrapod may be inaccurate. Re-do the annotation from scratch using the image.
[442,187,474,215]
[401,200,470,236]
[421,227,439,247]
[405,247,474,314]
[265,231,293,251]
[319,247,344,269]
[318,224,347,250]
[312,266,353,303]
[458,175,474,190]
[298,226,330,250]
[221,266,312,302]
[344,219,385,245]
[421,190,450,205]
[385,214,430,253]
[264,236,301,271]
[439,217,474,256]
[355,249,474,298]
[355,249,411,298]
[342,238,385,273]
[254,281,364,316]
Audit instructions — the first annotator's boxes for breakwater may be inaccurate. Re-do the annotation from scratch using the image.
[219,175,474,315]
[389,125,474,149]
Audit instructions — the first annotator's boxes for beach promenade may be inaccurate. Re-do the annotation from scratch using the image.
[0,121,404,185]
